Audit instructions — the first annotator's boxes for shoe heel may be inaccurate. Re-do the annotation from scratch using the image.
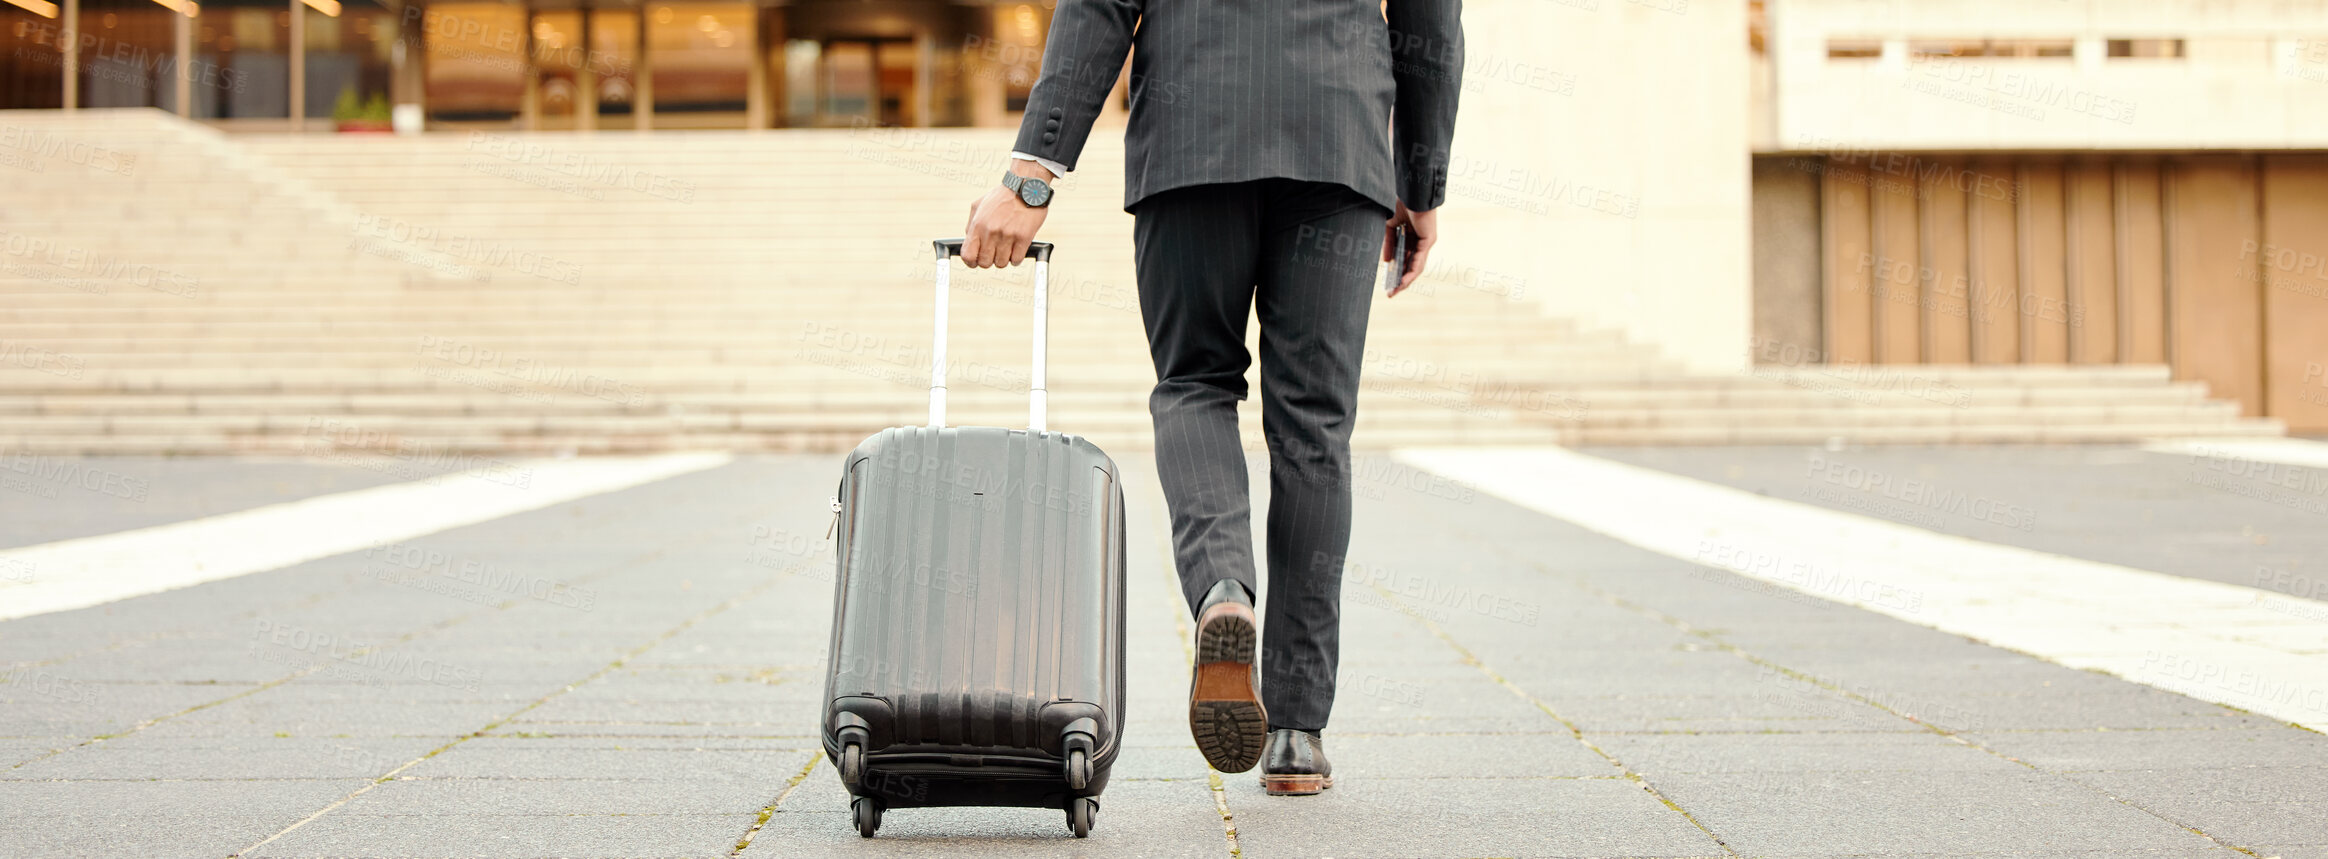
[1261,773,1330,795]
[1190,603,1265,773]
[1189,696,1266,773]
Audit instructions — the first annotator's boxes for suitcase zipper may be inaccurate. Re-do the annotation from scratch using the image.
[826,494,842,540]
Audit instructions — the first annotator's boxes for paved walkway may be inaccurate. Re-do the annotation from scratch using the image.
[3,447,2325,858]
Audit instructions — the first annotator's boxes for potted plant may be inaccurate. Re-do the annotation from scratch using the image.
[333,87,395,134]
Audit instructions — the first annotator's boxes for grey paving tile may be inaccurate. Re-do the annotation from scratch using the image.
[1314,676,1562,734]
[1744,653,2132,695]
[245,812,759,858]
[2249,847,2328,859]
[1595,731,2024,775]
[0,778,371,858]
[2105,800,2328,849]
[0,680,241,737]
[1747,851,2246,859]
[1227,775,1723,858]
[444,734,817,752]
[1915,689,2278,733]
[35,643,316,685]
[338,774,779,816]
[2069,766,2328,826]
[0,736,450,780]
[287,649,618,687]
[625,633,826,668]
[739,779,1227,858]
[1319,731,1620,780]
[1474,646,1793,697]
[1695,619,1995,654]
[134,687,526,739]
[508,704,822,735]
[780,756,863,814]
[1964,728,2328,772]
[1653,769,2225,855]
[516,682,815,727]
[1107,742,1212,781]
[402,743,818,781]
[482,721,820,741]
[595,663,827,690]
[1542,693,1922,734]
[0,739,75,765]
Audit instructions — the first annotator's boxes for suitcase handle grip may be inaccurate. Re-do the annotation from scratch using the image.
[933,239,1053,263]
[928,238,1053,431]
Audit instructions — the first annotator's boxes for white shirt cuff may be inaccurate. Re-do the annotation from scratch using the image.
[1010,152,1070,178]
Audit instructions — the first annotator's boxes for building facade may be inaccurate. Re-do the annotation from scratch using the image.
[1751,0,2328,431]
[0,0,1099,131]
[6,0,2325,431]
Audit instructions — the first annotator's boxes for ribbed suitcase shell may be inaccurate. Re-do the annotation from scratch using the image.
[822,424,1127,810]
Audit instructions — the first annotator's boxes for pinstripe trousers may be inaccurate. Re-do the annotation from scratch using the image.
[1132,178,1391,734]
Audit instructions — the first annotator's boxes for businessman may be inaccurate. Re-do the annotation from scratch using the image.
[962,0,1463,795]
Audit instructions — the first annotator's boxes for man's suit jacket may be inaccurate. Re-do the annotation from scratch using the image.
[1011,0,1464,214]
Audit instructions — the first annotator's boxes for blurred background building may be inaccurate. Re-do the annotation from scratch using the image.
[0,0,2322,456]
[1752,0,2328,436]
[0,0,1090,130]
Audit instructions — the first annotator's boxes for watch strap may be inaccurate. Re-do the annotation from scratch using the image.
[1001,171,1050,207]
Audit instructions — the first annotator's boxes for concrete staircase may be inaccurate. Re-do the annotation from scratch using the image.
[0,108,2283,455]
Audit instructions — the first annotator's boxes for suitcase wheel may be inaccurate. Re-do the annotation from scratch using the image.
[1066,796,1097,838]
[838,741,865,790]
[1065,748,1092,790]
[853,796,883,838]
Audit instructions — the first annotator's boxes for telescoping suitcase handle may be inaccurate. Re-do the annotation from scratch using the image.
[930,239,1054,431]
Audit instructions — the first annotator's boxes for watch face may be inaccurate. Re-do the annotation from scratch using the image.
[1018,178,1051,207]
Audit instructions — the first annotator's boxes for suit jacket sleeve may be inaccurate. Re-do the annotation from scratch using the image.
[1387,0,1464,211]
[1010,0,1144,173]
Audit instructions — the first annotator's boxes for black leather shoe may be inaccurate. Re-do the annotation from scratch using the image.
[1260,728,1332,795]
[1189,579,1266,773]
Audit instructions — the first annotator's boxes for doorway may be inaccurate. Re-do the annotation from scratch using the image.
[785,36,916,127]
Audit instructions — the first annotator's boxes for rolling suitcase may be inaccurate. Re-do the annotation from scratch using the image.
[821,238,1127,839]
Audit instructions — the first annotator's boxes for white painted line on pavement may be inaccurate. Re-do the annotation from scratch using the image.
[1396,446,2328,734]
[0,453,733,622]
[2143,436,2328,470]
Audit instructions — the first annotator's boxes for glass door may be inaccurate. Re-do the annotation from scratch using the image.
[787,36,913,128]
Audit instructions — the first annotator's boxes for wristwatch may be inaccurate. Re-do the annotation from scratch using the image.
[1002,171,1054,208]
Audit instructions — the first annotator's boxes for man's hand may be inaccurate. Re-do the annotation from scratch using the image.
[963,161,1055,269]
[1382,202,1439,297]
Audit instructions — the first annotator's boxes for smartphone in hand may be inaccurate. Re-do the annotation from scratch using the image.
[1383,225,1409,295]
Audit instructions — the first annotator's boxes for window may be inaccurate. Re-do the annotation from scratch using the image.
[424,2,525,122]
[1826,39,1882,60]
[1908,39,2074,59]
[1908,40,1983,58]
[1992,40,2074,58]
[2107,39,2185,59]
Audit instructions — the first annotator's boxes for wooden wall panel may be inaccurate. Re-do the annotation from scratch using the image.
[2064,163,2119,363]
[1968,160,2021,364]
[2163,157,2264,415]
[2116,162,2168,364]
[1793,152,2305,420]
[2261,155,2328,433]
[1821,159,1875,365]
[1919,161,1973,363]
[1871,165,1922,364]
[2017,163,2070,364]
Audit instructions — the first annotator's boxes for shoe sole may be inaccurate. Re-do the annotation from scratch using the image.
[1261,773,1332,795]
[1189,601,1266,774]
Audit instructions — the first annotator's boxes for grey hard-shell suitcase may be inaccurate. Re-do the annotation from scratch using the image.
[821,239,1127,839]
